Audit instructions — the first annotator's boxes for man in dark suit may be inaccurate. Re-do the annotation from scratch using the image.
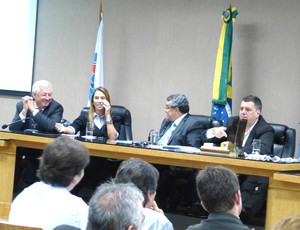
[205,95,274,222]
[157,94,205,147]
[9,80,63,133]
[186,166,252,230]
[9,80,64,194]
[155,94,206,211]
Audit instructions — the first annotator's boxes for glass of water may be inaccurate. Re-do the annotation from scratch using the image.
[252,139,261,154]
[86,122,94,137]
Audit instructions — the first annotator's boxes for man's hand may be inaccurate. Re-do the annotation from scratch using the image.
[21,96,33,116]
[212,126,228,138]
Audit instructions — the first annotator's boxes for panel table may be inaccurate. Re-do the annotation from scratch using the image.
[0,131,299,228]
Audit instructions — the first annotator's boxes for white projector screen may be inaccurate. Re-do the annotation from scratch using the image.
[0,0,37,96]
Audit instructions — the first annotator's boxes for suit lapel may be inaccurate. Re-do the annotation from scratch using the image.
[167,114,189,144]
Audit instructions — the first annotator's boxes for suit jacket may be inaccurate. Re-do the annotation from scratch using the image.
[9,99,63,133]
[207,115,274,155]
[226,116,274,155]
[186,212,251,230]
[158,114,206,148]
[70,110,122,138]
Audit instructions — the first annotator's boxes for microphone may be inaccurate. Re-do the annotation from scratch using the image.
[1,117,32,129]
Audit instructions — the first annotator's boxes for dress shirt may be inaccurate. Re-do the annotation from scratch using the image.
[9,182,88,230]
[69,113,105,134]
[157,114,187,145]
[142,208,174,230]
[157,122,177,145]
[242,119,258,147]
[93,113,105,129]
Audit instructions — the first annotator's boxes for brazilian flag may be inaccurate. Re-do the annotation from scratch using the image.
[211,6,238,125]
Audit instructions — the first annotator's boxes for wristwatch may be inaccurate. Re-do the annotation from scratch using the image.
[106,119,113,124]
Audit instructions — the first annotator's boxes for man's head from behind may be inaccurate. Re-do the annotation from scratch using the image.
[37,136,90,189]
[114,158,159,207]
[196,166,241,214]
[87,181,144,230]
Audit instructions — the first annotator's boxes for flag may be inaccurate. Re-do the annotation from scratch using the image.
[211,6,238,125]
[88,12,104,106]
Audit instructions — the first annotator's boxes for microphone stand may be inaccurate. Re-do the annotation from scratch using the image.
[2,117,32,130]
[24,120,39,134]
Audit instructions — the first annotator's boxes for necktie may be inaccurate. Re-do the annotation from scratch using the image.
[157,123,177,145]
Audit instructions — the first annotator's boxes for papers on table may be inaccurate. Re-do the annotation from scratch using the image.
[61,134,79,138]
[147,144,200,154]
[244,152,300,163]
[115,140,134,145]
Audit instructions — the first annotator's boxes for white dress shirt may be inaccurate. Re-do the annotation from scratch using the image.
[142,208,174,230]
[9,182,88,230]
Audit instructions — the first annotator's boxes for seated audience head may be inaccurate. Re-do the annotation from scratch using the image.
[164,94,189,121]
[87,181,144,230]
[269,216,300,230]
[114,157,159,208]
[196,166,242,216]
[31,80,53,110]
[37,136,90,191]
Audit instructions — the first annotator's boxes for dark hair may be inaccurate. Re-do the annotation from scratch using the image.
[114,158,159,207]
[242,95,262,111]
[37,136,90,187]
[167,94,189,113]
[87,180,144,230]
[196,166,240,213]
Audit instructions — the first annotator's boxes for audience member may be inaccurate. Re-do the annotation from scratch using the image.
[87,180,144,230]
[205,95,274,221]
[9,136,90,230]
[114,157,174,230]
[9,79,64,194]
[269,216,300,230]
[155,94,206,211]
[53,225,80,230]
[186,166,252,230]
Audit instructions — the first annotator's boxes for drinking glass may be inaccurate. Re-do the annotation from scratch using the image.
[149,130,159,144]
[252,139,261,154]
[86,122,94,137]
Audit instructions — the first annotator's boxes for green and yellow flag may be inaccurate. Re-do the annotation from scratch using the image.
[211,6,238,125]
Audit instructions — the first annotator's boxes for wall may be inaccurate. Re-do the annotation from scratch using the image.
[0,0,299,156]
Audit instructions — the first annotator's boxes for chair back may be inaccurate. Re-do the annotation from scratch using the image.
[270,123,296,158]
[81,105,133,140]
[190,114,223,129]
[112,105,133,140]
[0,221,42,230]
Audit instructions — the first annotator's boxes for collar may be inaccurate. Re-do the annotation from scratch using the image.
[93,112,105,119]
[173,113,188,126]
[245,118,258,136]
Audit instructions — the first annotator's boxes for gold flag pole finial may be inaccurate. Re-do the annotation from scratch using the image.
[99,1,102,22]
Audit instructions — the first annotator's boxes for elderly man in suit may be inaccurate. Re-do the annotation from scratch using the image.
[9,79,63,133]
[9,80,64,194]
